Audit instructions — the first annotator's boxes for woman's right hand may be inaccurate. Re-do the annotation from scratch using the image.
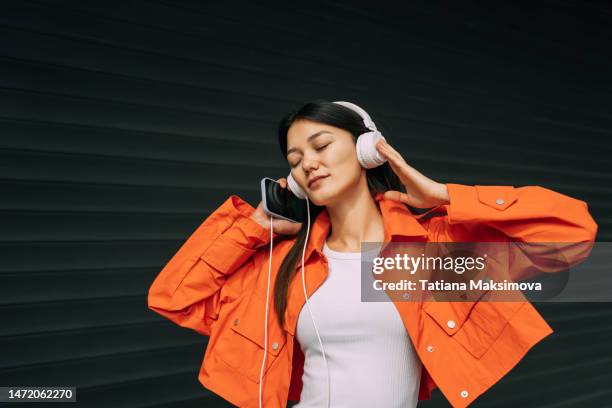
[250,177,303,235]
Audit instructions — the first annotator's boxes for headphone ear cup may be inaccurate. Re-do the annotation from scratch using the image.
[356,131,387,169]
[287,173,307,200]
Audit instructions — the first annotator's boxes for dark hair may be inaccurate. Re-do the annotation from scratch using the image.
[273,99,409,333]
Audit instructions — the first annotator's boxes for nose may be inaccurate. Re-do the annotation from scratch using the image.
[301,153,319,174]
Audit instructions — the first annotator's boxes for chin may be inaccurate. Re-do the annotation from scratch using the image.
[306,195,326,206]
[308,190,340,207]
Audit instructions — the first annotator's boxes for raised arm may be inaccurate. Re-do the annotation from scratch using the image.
[373,139,598,244]
[445,184,598,282]
[147,195,276,336]
[445,184,597,243]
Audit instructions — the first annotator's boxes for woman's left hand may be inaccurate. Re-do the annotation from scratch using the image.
[375,138,450,209]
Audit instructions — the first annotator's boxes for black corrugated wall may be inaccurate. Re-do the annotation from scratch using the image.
[1,1,610,407]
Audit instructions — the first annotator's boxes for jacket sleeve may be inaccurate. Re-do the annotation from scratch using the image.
[445,183,598,281]
[147,194,279,336]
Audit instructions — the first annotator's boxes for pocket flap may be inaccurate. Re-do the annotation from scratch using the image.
[423,301,476,336]
[231,292,286,357]
[476,185,518,211]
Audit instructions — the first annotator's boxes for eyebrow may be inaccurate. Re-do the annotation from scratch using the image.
[286,130,333,155]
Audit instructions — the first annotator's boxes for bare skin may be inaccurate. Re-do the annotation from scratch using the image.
[376,137,450,208]
[250,119,450,251]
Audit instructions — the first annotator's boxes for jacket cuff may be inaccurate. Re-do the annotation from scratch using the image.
[225,213,274,248]
[200,195,278,275]
[446,183,518,224]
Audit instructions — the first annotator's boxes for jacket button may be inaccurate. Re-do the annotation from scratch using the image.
[495,198,505,205]
[233,318,240,326]
[271,342,279,350]
[460,390,469,398]
[447,320,456,329]
[426,345,434,352]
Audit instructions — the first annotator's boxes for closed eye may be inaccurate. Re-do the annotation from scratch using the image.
[289,143,330,167]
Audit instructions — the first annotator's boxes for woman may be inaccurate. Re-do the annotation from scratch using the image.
[148,100,597,408]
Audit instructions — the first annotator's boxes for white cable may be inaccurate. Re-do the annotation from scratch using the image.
[259,214,274,408]
[300,197,331,408]
[259,196,330,408]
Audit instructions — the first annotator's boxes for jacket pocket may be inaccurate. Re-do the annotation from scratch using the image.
[217,291,287,383]
[425,301,525,359]
[455,301,525,359]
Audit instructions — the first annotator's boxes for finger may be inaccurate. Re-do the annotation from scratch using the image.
[274,220,302,234]
[375,139,389,157]
[382,153,404,180]
[376,140,396,162]
[290,222,302,233]
[277,177,287,188]
[378,140,405,164]
[283,178,292,193]
[383,190,410,204]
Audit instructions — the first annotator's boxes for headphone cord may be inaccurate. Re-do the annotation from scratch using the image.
[300,197,331,408]
[260,198,330,408]
[259,214,274,408]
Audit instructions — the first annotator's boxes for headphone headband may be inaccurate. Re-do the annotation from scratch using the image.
[332,101,378,132]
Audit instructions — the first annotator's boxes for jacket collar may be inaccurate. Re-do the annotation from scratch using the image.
[295,192,431,268]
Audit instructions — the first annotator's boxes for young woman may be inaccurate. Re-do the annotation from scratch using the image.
[148,100,597,408]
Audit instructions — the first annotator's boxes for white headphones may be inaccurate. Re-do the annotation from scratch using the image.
[286,101,388,200]
[259,101,387,408]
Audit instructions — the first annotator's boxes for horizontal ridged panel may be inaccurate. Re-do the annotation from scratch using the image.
[0,1,609,407]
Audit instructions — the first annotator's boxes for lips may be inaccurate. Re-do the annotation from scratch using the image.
[308,175,329,188]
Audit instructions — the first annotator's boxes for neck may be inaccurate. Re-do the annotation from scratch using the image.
[325,182,385,252]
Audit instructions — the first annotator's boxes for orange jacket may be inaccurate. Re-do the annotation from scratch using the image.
[147,183,598,407]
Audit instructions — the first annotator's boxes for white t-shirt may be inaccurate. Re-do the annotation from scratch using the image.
[293,241,422,408]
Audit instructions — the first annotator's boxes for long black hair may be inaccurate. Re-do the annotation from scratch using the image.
[273,99,410,333]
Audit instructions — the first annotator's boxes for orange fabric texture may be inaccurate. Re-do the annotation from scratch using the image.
[148,183,598,407]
